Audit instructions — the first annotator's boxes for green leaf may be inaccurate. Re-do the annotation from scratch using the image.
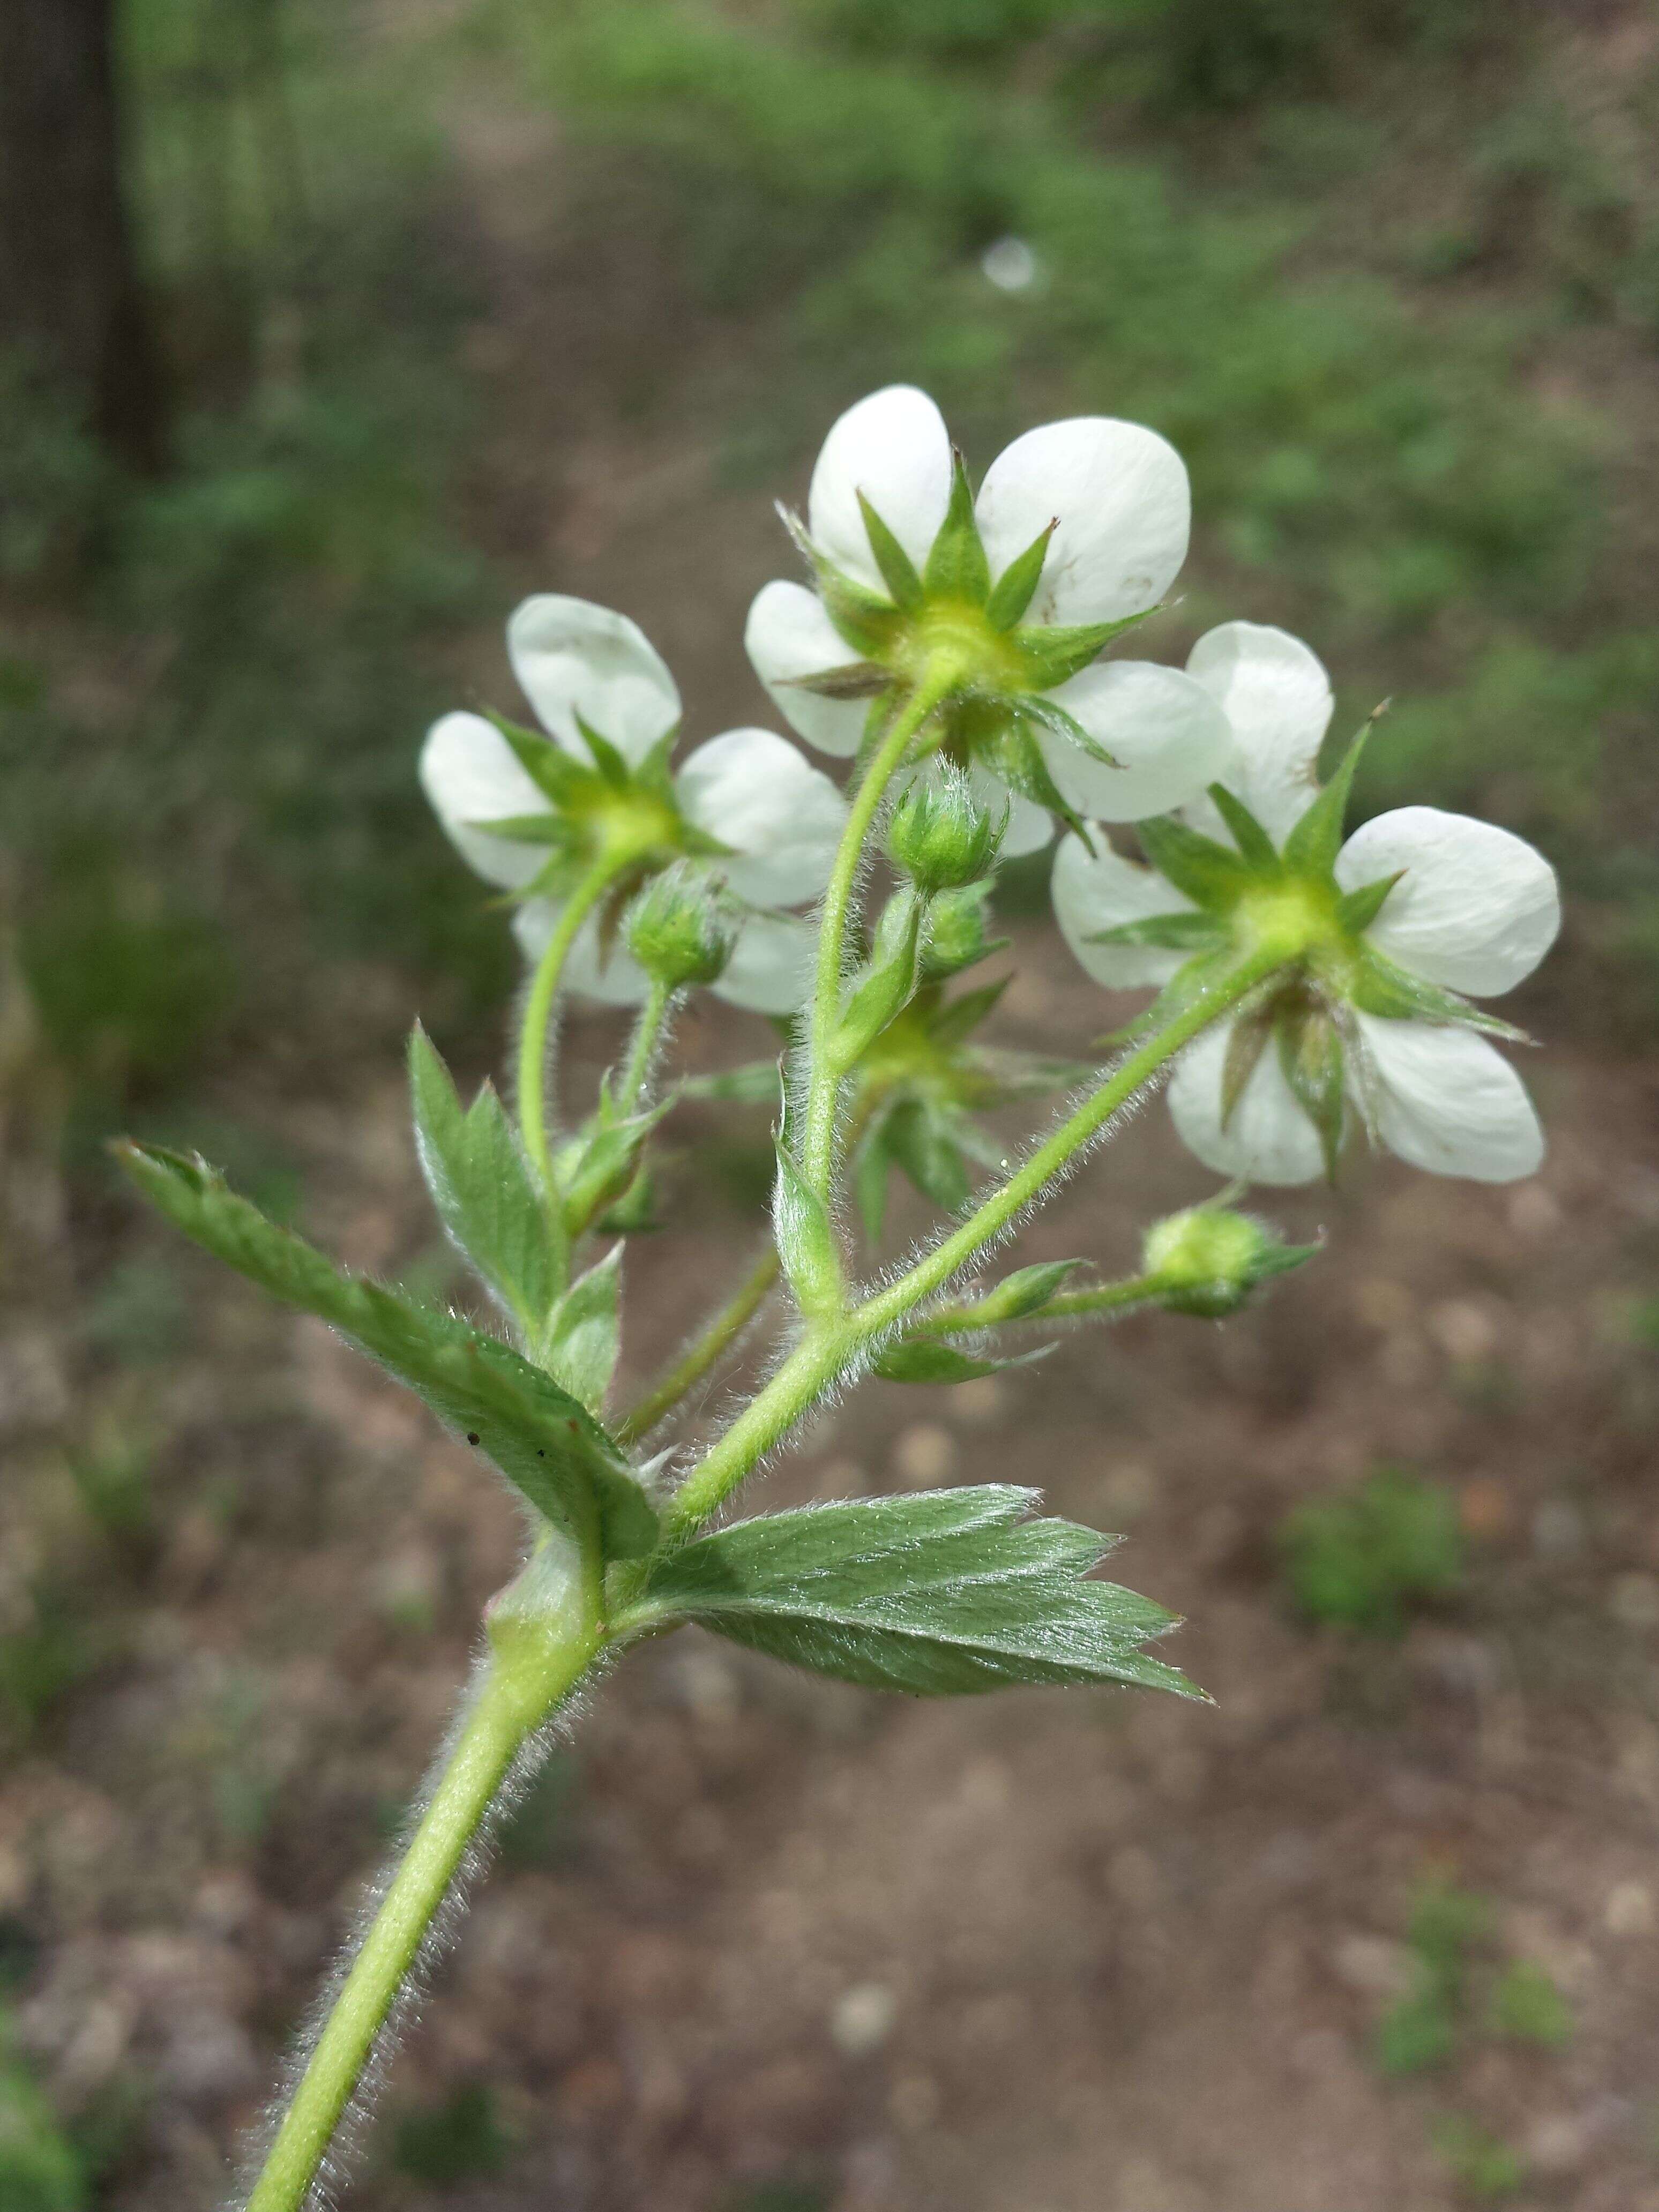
[885,1096,972,1214]
[544,1245,622,1416]
[557,1099,672,1238]
[772,1142,843,1318]
[875,1340,1021,1383]
[950,1259,1086,1325]
[409,1026,556,1333]
[629,1486,1198,1699]
[1349,946,1527,1040]
[984,521,1054,632]
[1205,783,1280,874]
[921,451,990,606]
[1135,814,1251,910]
[1085,910,1229,954]
[829,888,924,1072]
[1335,869,1406,937]
[1007,610,1147,690]
[856,492,925,611]
[115,1144,657,1559]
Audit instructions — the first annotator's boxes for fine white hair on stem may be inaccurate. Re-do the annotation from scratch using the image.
[223,1642,609,2212]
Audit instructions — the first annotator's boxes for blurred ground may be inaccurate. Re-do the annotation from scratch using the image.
[4,3,1659,2209]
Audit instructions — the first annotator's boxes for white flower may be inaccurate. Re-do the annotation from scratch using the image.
[421,595,846,1012]
[1052,620,1561,1185]
[744,385,1232,851]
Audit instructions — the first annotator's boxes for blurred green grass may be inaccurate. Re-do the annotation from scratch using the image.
[3,0,1657,1160]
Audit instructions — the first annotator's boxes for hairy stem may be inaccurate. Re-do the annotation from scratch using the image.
[914,1272,1163,1337]
[242,1615,600,2212]
[801,667,956,1198]
[620,978,674,1114]
[617,1243,780,1445]
[666,946,1287,1541]
[515,857,627,1194]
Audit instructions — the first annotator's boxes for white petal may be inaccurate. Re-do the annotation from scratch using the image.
[507,595,679,764]
[1051,831,1195,989]
[967,762,1052,856]
[420,712,550,890]
[1040,661,1234,824]
[1185,622,1333,842]
[713,911,816,1014]
[675,728,848,909]
[1353,1015,1544,1182]
[808,386,953,595]
[975,417,1190,627]
[743,580,869,757]
[1167,1021,1325,1186]
[512,900,649,1007]
[1336,807,1560,998]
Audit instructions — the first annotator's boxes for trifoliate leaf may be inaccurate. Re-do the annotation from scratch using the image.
[1135,814,1251,910]
[921,451,990,607]
[114,1144,657,1559]
[984,521,1055,632]
[409,1027,558,1335]
[626,1487,1198,1699]
[772,1142,843,1319]
[1006,609,1148,691]
[1205,783,1280,875]
[544,1244,623,1416]
[857,492,926,611]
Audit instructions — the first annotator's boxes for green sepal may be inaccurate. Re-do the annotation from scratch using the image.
[408,1025,558,1333]
[772,1142,843,1319]
[984,521,1055,632]
[781,660,895,701]
[779,506,905,660]
[114,1143,657,1560]
[1085,910,1229,954]
[853,1109,895,1245]
[856,491,925,611]
[624,1486,1200,1699]
[464,811,566,846]
[1014,690,1120,771]
[1335,870,1406,937]
[1281,713,1379,880]
[1135,814,1250,910]
[926,974,1009,1047]
[489,714,593,808]
[1205,783,1280,875]
[829,888,924,1073]
[1007,609,1147,691]
[874,1339,1037,1385]
[557,1094,673,1238]
[1219,1000,1274,1131]
[921,451,990,607]
[544,1244,623,1416]
[1278,1006,1347,1184]
[573,713,634,790]
[885,1095,972,1215]
[983,719,1088,847]
[1348,945,1528,1040]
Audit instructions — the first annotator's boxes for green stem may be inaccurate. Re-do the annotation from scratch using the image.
[243,1617,600,2212]
[915,1272,1163,1337]
[619,979,674,1114]
[616,1243,781,1445]
[515,857,627,1193]
[664,944,1287,1542]
[801,666,957,1198]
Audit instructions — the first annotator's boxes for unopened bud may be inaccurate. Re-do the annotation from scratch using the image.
[920,881,1006,982]
[1142,1205,1315,1320]
[623,862,739,991]
[887,769,1004,894]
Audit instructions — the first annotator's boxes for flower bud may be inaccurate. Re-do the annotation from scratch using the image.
[623,862,739,991]
[886,769,1004,893]
[920,881,1006,982]
[1142,1205,1314,1320]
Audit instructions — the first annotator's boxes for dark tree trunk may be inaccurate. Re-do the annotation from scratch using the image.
[0,0,171,473]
